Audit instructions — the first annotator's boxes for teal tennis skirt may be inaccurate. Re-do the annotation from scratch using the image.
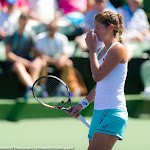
[88,109,128,140]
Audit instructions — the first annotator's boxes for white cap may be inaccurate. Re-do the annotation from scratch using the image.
[128,0,144,5]
[135,0,144,5]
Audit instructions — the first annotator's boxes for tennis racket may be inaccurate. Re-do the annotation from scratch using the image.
[32,75,90,128]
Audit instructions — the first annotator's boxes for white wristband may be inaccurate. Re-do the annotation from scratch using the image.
[79,98,89,109]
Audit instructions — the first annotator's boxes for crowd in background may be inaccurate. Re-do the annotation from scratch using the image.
[0,0,150,100]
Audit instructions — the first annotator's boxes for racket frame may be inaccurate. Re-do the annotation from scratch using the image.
[32,75,90,128]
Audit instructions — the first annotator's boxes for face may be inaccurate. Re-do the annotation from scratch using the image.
[19,17,28,29]
[94,1,107,12]
[128,0,141,12]
[47,26,57,37]
[7,3,16,13]
[47,23,58,38]
[94,20,109,42]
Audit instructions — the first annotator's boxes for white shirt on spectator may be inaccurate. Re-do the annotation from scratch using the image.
[27,0,58,22]
[0,10,21,35]
[35,32,69,58]
[117,5,150,39]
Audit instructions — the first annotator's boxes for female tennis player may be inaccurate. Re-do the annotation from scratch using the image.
[67,11,128,150]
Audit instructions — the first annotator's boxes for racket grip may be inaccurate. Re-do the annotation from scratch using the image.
[76,114,90,128]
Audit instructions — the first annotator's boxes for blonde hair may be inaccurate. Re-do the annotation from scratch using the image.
[94,11,125,43]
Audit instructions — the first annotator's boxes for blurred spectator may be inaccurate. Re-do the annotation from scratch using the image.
[117,0,150,60]
[0,0,7,11]
[75,0,117,52]
[140,60,150,98]
[0,0,29,12]
[4,13,42,100]
[27,0,58,24]
[58,0,87,15]
[87,0,95,11]
[55,0,88,39]
[0,0,21,40]
[117,0,150,42]
[84,0,117,31]
[34,21,87,96]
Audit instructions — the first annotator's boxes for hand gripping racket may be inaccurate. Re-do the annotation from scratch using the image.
[32,75,90,128]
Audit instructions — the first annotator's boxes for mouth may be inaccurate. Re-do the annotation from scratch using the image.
[96,35,100,40]
[97,35,103,42]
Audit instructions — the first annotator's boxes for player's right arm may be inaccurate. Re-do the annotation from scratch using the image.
[66,85,96,117]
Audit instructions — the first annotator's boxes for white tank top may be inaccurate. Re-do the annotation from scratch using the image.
[94,42,128,110]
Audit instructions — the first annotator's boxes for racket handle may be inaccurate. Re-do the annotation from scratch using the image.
[77,114,90,128]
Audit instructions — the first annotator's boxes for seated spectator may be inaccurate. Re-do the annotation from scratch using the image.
[4,13,42,100]
[75,0,117,52]
[87,0,95,11]
[0,0,21,40]
[117,0,150,42]
[117,0,150,60]
[34,21,87,96]
[84,0,117,31]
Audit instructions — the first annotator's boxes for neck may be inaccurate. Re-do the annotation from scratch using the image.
[18,28,24,35]
[49,34,54,39]
[128,5,137,14]
[104,38,117,50]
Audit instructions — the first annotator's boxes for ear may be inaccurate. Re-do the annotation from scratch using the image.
[108,24,114,32]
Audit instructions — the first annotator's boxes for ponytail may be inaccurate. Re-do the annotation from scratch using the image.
[117,13,125,43]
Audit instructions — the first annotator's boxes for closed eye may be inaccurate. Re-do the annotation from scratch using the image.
[95,26,101,30]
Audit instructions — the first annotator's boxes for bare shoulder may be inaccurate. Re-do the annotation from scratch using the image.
[109,43,127,63]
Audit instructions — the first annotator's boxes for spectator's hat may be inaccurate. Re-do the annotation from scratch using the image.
[128,0,144,6]
[135,0,143,4]
[6,0,17,4]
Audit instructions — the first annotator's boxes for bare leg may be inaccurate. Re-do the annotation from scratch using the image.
[28,57,43,82]
[12,62,33,87]
[75,35,88,51]
[58,57,81,93]
[88,132,118,150]
[37,58,49,86]
[57,55,87,95]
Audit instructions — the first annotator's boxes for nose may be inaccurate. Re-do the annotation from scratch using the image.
[93,29,96,34]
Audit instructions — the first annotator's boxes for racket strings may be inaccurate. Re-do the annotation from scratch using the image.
[33,77,69,107]
[47,96,68,107]
[47,78,69,106]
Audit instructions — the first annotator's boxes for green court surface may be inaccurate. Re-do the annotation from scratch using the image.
[0,95,150,150]
[0,117,150,150]
[1,94,150,121]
